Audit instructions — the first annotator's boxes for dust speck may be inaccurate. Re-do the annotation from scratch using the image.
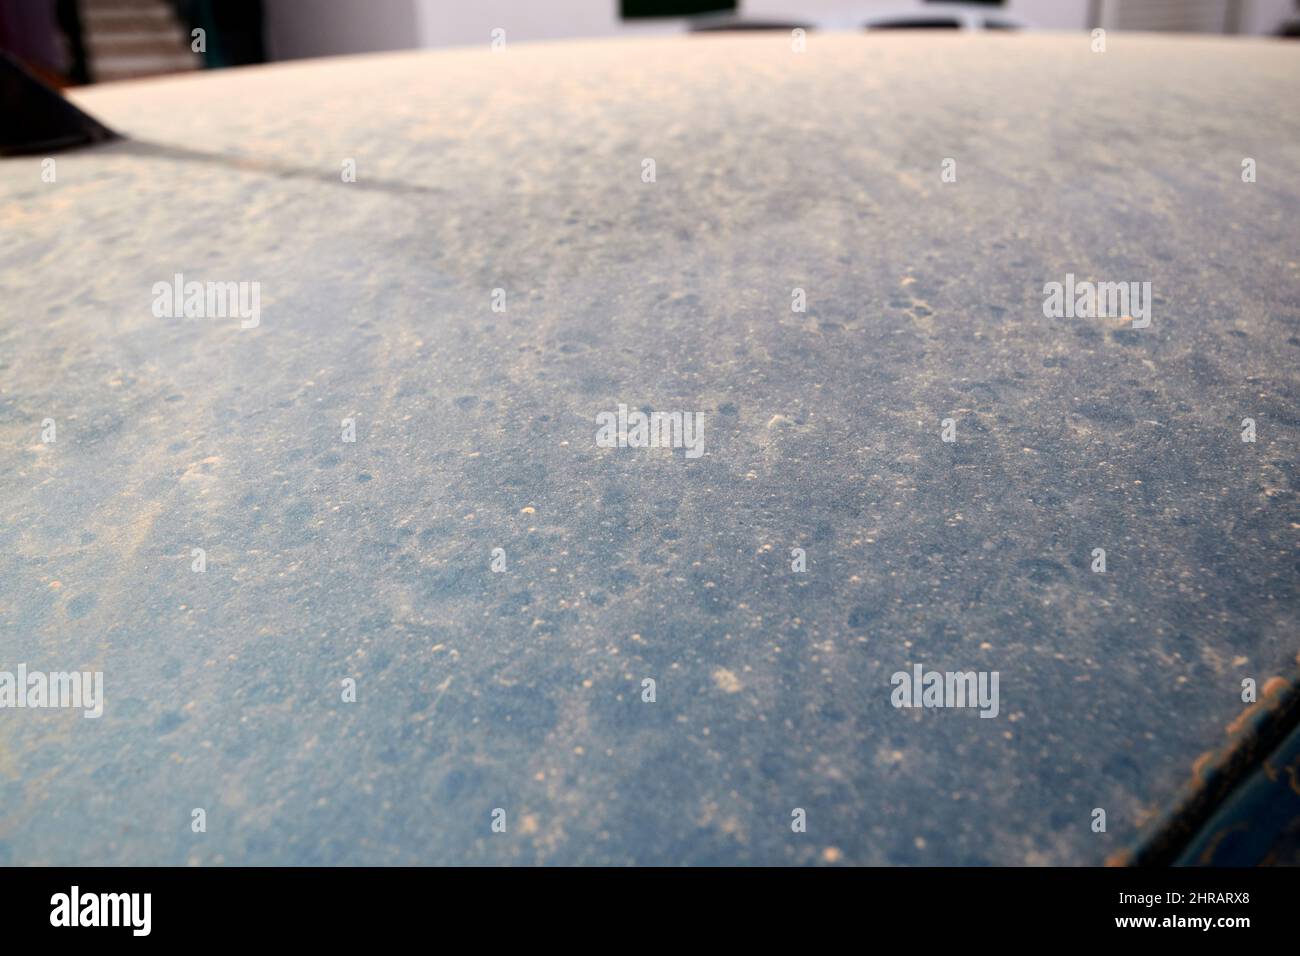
[712,668,743,693]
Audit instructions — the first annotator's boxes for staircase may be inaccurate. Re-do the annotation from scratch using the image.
[80,0,199,83]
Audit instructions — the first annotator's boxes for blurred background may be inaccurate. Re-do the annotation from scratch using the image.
[1,0,1297,86]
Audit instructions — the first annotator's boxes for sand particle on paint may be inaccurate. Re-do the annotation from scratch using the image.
[712,668,743,693]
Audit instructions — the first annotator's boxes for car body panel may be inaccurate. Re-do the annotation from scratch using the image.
[1,33,1298,864]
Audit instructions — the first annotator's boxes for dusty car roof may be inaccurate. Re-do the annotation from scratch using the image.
[1,33,1298,864]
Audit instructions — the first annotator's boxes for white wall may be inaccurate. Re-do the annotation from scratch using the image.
[413,0,673,48]
[742,0,1087,30]
[263,0,1297,62]
[417,0,1297,46]
[416,0,1093,45]
[741,0,1291,32]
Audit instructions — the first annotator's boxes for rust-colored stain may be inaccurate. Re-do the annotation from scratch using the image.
[1190,750,1218,787]
[1128,668,1300,865]
[1225,676,1291,737]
